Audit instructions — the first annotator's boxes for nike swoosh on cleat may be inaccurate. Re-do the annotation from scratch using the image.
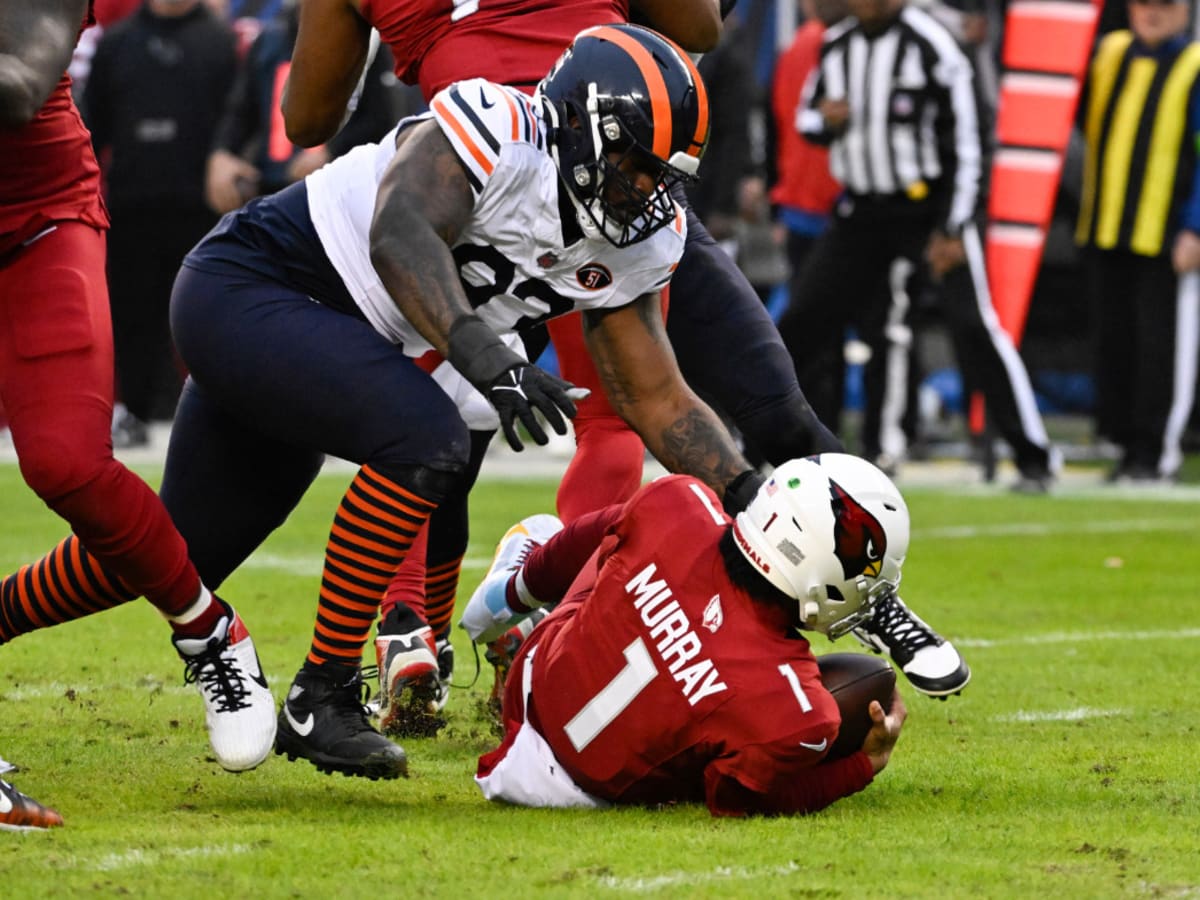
[798,738,828,752]
[0,788,12,814]
[246,657,270,690]
[479,87,495,109]
[283,704,314,737]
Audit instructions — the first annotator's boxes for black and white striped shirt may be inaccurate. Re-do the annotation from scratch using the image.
[797,4,985,234]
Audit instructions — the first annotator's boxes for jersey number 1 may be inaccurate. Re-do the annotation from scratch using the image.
[563,638,657,752]
[451,0,480,22]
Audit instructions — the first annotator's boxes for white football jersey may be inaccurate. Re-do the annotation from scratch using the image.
[306,78,687,358]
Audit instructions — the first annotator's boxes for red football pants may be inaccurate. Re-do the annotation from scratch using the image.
[0,222,199,613]
[546,288,671,523]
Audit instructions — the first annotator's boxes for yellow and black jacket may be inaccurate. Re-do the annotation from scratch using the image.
[1077,30,1200,257]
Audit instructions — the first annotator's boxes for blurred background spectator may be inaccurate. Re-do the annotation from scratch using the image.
[770,0,847,427]
[773,0,1057,489]
[205,3,404,213]
[82,0,238,448]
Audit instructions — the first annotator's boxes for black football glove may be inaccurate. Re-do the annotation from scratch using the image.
[486,364,582,452]
[446,316,587,451]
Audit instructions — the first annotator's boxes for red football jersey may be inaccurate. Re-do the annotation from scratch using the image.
[523,476,874,815]
[359,0,627,100]
[0,2,107,251]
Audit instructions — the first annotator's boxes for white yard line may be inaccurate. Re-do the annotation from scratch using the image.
[596,862,802,892]
[958,628,1200,648]
[237,514,1190,578]
[916,517,1193,539]
[66,843,254,871]
[994,707,1128,723]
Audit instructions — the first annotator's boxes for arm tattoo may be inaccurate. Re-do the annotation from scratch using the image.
[655,408,749,493]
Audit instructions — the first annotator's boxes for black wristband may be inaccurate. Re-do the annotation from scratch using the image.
[446,316,525,390]
[722,469,766,516]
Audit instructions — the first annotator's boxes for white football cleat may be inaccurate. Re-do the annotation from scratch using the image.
[852,590,971,698]
[460,514,562,643]
[173,603,277,771]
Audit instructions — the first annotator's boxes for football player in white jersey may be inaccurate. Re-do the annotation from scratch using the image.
[0,25,762,780]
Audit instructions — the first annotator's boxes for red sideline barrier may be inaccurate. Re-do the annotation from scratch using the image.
[986,224,1045,344]
[1003,0,1100,75]
[988,148,1063,227]
[995,73,1080,151]
[985,0,1101,348]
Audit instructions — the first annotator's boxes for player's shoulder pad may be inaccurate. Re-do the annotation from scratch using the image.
[428,78,546,195]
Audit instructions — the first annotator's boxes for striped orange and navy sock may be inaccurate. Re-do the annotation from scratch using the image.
[424,554,463,639]
[0,536,136,643]
[307,466,438,669]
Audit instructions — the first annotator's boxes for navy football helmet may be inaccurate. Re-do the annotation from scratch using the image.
[538,24,710,248]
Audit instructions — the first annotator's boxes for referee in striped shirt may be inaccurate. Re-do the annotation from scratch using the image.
[777,0,1059,490]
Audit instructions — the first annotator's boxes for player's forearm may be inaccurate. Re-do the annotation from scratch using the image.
[583,298,750,497]
[283,0,370,146]
[369,220,472,357]
[370,205,526,388]
[0,0,88,127]
[522,505,623,605]
[630,0,721,52]
[638,399,750,498]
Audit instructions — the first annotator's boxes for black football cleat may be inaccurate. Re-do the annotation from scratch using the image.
[275,664,407,780]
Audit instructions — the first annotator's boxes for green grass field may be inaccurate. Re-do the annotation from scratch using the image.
[2,460,1199,898]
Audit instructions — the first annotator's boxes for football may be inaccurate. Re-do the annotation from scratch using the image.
[817,652,897,761]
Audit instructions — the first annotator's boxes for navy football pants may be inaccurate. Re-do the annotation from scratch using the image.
[162,263,470,589]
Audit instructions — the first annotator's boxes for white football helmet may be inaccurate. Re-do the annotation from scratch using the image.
[732,454,910,638]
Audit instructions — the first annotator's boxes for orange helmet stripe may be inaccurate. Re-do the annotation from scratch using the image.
[586,25,675,161]
[646,30,710,159]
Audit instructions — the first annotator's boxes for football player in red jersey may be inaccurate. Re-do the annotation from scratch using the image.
[0,0,276,779]
[465,454,908,815]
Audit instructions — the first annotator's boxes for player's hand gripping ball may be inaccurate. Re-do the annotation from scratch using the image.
[817,653,897,760]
